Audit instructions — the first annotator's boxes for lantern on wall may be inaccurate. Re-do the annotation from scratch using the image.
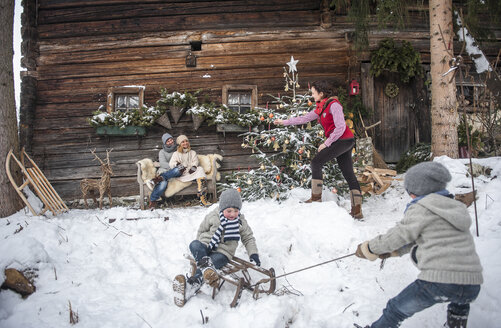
[349,79,360,95]
[185,51,197,67]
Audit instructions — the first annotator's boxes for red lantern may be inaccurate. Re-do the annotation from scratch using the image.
[349,79,360,95]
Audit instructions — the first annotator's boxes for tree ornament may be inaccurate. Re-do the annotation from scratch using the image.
[306,150,311,158]
[260,164,265,170]
[284,139,289,144]
[306,122,312,129]
[237,187,242,192]
[308,100,313,106]
[266,139,272,145]
[279,104,284,109]
[318,130,324,137]
[273,141,280,151]
[276,175,281,181]
[282,144,287,152]
[286,56,299,73]
[246,179,253,185]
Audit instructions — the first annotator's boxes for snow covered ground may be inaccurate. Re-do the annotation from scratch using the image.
[1,156,500,328]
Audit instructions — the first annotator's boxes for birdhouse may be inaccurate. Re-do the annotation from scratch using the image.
[350,79,360,96]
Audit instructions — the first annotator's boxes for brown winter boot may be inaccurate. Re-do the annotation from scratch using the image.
[148,200,159,209]
[350,189,363,219]
[302,179,323,203]
[197,178,212,207]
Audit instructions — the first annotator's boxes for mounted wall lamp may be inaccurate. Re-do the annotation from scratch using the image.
[186,51,197,67]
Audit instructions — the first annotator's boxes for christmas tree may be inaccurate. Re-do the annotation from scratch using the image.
[219,57,355,201]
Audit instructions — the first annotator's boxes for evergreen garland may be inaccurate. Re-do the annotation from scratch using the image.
[88,105,162,128]
[370,38,423,83]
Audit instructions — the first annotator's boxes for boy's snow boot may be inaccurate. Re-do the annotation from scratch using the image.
[173,274,203,307]
[350,189,363,219]
[197,178,212,207]
[302,179,322,203]
[444,310,468,328]
[198,256,219,288]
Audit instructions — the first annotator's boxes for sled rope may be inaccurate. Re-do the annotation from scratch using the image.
[251,252,356,288]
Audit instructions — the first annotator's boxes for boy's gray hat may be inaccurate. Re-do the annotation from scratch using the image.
[404,161,452,196]
[219,188,242,211]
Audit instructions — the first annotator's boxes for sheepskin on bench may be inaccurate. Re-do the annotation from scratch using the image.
[137,154,222,198]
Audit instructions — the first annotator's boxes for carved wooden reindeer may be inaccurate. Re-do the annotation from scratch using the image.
[80,149,114,209]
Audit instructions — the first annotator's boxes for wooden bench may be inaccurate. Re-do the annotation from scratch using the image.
[136,155,220,210]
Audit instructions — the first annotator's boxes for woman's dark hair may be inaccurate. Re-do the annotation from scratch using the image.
[311,80,333,99]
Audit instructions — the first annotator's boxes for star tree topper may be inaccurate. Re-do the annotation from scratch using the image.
[287,56,299,73]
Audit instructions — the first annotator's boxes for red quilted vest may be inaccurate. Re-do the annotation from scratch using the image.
[314,97,353,139]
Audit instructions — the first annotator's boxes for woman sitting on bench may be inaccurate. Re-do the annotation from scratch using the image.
[169,135,212,207]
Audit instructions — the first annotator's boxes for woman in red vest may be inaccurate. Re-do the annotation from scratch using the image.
[274,80,363,219]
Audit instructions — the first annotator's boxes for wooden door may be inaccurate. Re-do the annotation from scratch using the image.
[361,63,430,163]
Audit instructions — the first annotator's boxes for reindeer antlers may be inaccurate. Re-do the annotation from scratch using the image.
[90,148,113,165]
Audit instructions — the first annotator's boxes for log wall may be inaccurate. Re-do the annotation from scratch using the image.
[19,0,500,199]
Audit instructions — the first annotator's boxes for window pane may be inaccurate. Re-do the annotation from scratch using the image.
[240,105,251,114]
[116,96,127,111]
[129,96,139,109]
[228,93,240,105]
[240,93,251,105]
[228,105,240,111]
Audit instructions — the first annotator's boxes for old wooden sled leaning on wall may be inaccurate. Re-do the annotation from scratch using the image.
[188,255,276,307]
[5,148,68,216]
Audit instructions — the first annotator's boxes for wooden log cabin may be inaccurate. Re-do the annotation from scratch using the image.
[18,0,501,200]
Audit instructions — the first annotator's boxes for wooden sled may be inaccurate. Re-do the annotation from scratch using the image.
[5,148,68,216]
[188,255,276,307]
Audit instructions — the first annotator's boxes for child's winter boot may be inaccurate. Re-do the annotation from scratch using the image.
[173,274,203,307]
[444,310,468,328]
[198,256,219,287]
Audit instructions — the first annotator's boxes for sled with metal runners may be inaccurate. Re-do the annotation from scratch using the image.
[188,255,276,307]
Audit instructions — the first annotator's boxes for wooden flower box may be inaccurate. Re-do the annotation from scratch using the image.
[96,126,146,136]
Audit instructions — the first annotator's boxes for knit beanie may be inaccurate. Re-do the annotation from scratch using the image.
[219,188,243,211]
[161,133,176,153]
[176,135,188,145]
[404,161,452,196]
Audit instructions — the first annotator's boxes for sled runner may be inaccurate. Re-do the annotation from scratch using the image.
[5,148,68,216]
[188,255,276,307]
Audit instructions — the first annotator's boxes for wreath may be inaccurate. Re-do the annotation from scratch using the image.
[385,83,399,98]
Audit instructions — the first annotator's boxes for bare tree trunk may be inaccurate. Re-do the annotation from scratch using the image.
[429,0,459,158]
[0,0,24,218]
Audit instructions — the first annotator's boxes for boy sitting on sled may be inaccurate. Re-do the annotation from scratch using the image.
[355,161,483,328]
[173,188,260,307]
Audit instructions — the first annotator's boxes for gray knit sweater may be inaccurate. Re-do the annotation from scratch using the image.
[369,193,483,285]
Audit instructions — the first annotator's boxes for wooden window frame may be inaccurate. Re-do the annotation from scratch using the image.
[106,86,144,113]
[222,84,258,113]
[457,82,490,113]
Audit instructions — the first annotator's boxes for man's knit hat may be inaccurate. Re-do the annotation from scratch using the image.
[176,134,188,145]
[404,161,452,196]
[219,188,242,211]
[161,133,176,152]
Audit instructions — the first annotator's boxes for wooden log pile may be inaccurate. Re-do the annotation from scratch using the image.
[357,166,398,195]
